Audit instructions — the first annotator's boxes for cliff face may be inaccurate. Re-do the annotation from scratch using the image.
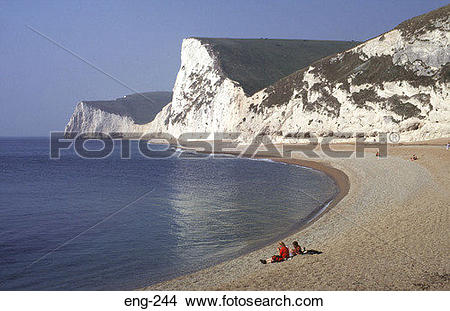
[235,6,450,142]
[147,37,359,138]
[148,5,449,142]
[65,92,171,135]
[66,6,449,143]
[147,38,249,138]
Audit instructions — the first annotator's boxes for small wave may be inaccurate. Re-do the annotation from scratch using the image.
[306,199,333,225]
[243,157,317,171]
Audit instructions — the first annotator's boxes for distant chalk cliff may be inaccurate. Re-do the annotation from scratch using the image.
[65,92,171,135]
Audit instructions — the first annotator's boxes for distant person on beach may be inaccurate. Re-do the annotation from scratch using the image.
[290,241,305,256]
[410,154,418,161]
[260,242,290,264]
[291,241,323,256]
[446,142,449,151]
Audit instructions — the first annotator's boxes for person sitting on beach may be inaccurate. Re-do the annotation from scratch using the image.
[410,154,418,161]
[290,241,306,256]
[260,242,290,264]
[291,241,323,256]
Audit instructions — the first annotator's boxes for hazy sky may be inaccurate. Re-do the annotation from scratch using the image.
[1,0,447,136]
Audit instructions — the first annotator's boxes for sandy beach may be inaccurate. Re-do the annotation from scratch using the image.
[143,140,449,290]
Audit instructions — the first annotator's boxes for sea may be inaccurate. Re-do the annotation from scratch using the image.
[0,137,338,290]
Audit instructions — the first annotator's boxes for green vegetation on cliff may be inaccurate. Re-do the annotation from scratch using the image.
[196,38,359,95]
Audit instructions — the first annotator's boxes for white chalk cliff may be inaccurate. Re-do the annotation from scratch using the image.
[146,5,449,142]
[66,5,449,142]
[145,38,249,138]
[65,92,172,136]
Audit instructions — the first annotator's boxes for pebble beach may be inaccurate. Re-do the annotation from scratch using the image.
[143,140,449,290]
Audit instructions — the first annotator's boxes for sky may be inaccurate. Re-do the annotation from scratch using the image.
[0,0,448,136]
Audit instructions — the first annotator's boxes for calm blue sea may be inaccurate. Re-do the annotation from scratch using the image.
[0,137,337,290]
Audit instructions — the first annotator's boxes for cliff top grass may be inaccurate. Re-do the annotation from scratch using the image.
[194,38,360,96]
[83,91,172,124]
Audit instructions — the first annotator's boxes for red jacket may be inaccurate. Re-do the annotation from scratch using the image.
[279,246,289,259]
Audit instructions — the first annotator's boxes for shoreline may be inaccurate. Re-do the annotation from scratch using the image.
[271,157,350,235]
[172,147,350,241]
[143,142,449,290]
[140,149,351,290]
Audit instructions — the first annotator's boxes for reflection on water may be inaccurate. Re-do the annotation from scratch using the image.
[0,138,337,290]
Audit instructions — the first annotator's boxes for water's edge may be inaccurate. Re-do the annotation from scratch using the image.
[139,149,350,290]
